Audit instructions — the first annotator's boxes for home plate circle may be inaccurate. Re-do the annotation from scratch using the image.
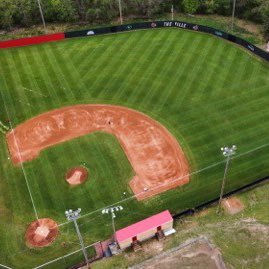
[25,218,58,247]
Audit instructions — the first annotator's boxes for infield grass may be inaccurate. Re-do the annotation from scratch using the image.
[0,28,269,268]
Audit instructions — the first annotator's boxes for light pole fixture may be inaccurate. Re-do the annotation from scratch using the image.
[231,0,237,32]
[171,5,174,21]
[102,206,123,239]
[217,145,237,213]
[118,0,123,25]
[65,208,90,268]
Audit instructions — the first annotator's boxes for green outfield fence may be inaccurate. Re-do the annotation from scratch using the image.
[1,21,269,62]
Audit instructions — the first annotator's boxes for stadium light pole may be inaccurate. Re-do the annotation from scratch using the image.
[217,145,237,214]
[231,0,237,32]
[171,5,174,21]
[65,208,90,268]
[118,0,123,25]
[102,206,123,239]
[36,0,46,32]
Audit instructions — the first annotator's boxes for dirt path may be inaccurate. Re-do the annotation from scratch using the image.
[6,104,189,200]
[129,236,226,269]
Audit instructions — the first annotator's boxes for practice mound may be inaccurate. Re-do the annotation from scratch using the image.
[25,218,58,248]
[65,166,88,185]
[221,197,245,215]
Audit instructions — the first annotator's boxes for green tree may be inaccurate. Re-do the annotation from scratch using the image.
[257,0,269,38]
[182,0,200,14]
[44,0,77,22]
[0,0,17,29]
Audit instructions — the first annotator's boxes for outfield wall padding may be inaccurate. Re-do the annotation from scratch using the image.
[1,21,269,62]
[0,33,65,49]
[65,21,269,62]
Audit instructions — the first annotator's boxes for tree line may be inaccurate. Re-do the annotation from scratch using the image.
[0,0,268,38]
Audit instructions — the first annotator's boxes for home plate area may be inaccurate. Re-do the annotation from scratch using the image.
[25,218,58,247]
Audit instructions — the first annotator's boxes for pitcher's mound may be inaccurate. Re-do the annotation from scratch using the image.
[25,218,58,248]
[65,166,88,185]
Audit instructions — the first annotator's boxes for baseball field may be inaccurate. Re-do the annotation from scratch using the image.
[0,27,269,268]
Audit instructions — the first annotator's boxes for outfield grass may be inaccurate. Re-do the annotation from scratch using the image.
[0,28,269,268]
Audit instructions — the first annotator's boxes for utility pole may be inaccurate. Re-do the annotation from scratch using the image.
[102,206,123,239]
[171,5,174,21]
[231,0,237,32]
[217,145,237,214]
[36,0,46,32]
[65,209,90,268]
[118,0,123,25]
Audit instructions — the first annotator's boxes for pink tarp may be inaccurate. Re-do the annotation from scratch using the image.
[115,210,172,243]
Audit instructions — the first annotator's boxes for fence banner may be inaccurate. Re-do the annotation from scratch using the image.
[1,21,268,61]
[0,33,65,49]
[65,21,269,62]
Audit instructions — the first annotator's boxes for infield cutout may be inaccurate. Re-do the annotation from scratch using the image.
[6,104,189,200]
[65,166,88,185]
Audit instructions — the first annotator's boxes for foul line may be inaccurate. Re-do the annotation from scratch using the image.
[58,141,269,226]
[58,158,228,226]
[0,79,39,220]
[0,263,13,269]
[33,242,97,269]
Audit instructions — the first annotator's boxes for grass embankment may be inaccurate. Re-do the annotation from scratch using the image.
[93,182,269,269]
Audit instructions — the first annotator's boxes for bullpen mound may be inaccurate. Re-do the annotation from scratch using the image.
[66,166,88,185]
[25,218,58,248]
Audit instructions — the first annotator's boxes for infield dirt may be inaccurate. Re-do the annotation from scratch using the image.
[6,104,189,200]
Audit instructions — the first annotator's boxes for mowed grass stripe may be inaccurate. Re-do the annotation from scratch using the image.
[174,36,214,107]
[195,42,232,105]
[157,32,208,112]
[31,45,64,110]
[162,33,207,110]
[0,52,29,124]
[151,33,219,111]
[141,31,189,109]
[110,30,164,102]
[40,45,73,104]
[85,33,138,98]
[152,36,202,111]
[19,49,52,115]
[9,50,36,117]
[24,48,55,110]
[79,35,130,82]
[91,34,141,99]
[113,30,169,103]
[125,30,178,105]
[46,44,78,102]
[97,31,159,101]
[37,46,69,106]
[52,43,92,100]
